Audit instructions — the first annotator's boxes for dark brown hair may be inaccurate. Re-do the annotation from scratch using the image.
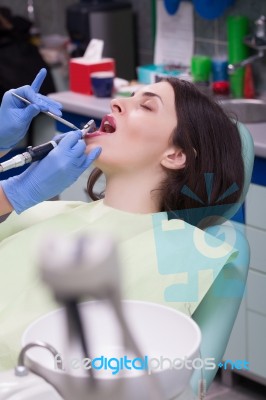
[87,78,244,227]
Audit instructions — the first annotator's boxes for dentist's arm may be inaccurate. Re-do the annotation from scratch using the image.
[0,131,101,217]
[0,68,62,153]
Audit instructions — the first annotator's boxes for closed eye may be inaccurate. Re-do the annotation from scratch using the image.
[141,104,152,111]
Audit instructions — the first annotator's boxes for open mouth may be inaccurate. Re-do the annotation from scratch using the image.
[84,115,116,138]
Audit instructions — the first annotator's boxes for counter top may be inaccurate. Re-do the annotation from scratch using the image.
[49,91,266,158]
[245,122,266,159]
[49,91,111,119]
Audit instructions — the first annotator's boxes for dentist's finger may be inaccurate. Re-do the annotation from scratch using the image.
[71,140,86,157]
[13,86,63,116]
[58,130,82,150]
[33,94,63,116]
[22,104,41,119]
[36,94,63,110]
[83,147,102,168]
[52,133,66,142]
[31,68,47,92]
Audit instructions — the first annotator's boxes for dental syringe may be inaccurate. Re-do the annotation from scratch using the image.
[0,119,97,173]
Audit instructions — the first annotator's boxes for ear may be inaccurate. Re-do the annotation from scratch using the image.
[160,147,186,170]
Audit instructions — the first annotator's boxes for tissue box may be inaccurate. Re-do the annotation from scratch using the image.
[69,58,116,95]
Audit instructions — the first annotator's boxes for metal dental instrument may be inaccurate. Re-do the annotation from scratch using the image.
[0,119,97,173]
[38,234,164,400]
[11,92,80,130]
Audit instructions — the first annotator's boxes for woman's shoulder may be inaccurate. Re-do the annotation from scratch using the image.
[0,200,97,241]
[15,199,87,221]
[28,200,88,218]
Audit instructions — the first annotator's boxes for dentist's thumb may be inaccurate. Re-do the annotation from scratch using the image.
[22,103,40,120]
[84,147,102,168]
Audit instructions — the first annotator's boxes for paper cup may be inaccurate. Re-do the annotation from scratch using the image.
[90,71,115,98]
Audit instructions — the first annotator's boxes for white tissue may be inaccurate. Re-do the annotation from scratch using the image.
[83,38,104,62]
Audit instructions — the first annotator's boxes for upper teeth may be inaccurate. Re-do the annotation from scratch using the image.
[103,120,115,133]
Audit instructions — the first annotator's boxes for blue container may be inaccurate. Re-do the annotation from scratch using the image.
[212,59,228,82]
[194,0,235,20]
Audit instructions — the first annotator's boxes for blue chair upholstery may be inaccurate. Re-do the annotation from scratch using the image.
[190,122,254,395]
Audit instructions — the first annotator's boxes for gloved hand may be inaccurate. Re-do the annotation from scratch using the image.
[1,130,101,214]
[0,68,62,151]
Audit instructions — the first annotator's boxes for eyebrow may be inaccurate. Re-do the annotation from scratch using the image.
[131,91,163,104]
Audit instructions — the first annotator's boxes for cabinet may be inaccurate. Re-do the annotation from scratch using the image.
[224,171,266,384]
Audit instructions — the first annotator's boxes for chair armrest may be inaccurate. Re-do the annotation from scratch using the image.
[190,224,250,395]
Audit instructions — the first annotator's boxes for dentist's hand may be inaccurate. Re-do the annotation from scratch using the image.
[1,130,101,214]
[0,68,62,151]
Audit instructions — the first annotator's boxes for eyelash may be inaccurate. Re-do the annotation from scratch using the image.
[141,104,152,111]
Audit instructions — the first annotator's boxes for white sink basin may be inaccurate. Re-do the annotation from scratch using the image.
[219,99,266,123]
[219,99,266,158]
[244,122,266,158]
[21,300,201,400]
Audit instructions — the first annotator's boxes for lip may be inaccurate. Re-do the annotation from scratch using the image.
[84,114,116,139]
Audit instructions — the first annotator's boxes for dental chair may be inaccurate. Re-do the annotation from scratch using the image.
[190,122,254,395]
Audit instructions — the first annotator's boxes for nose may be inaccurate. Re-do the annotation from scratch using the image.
[110,97,126,114]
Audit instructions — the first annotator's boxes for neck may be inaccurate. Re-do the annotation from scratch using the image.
[103,170,164,214]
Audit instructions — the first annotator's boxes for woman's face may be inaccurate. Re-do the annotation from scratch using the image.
[84,81,177,174]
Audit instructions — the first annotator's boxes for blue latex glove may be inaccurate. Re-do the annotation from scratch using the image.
[0,68,62,151]
[1,130,101,214]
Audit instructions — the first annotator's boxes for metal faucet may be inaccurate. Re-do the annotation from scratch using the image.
[228,15,266,74]
[255,15,266,40]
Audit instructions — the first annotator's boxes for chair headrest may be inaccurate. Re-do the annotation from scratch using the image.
[237,121,254,204]
[217,121,254,224]
[168,121,254,226]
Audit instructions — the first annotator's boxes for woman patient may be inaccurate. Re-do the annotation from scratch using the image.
[0,78,244,391]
